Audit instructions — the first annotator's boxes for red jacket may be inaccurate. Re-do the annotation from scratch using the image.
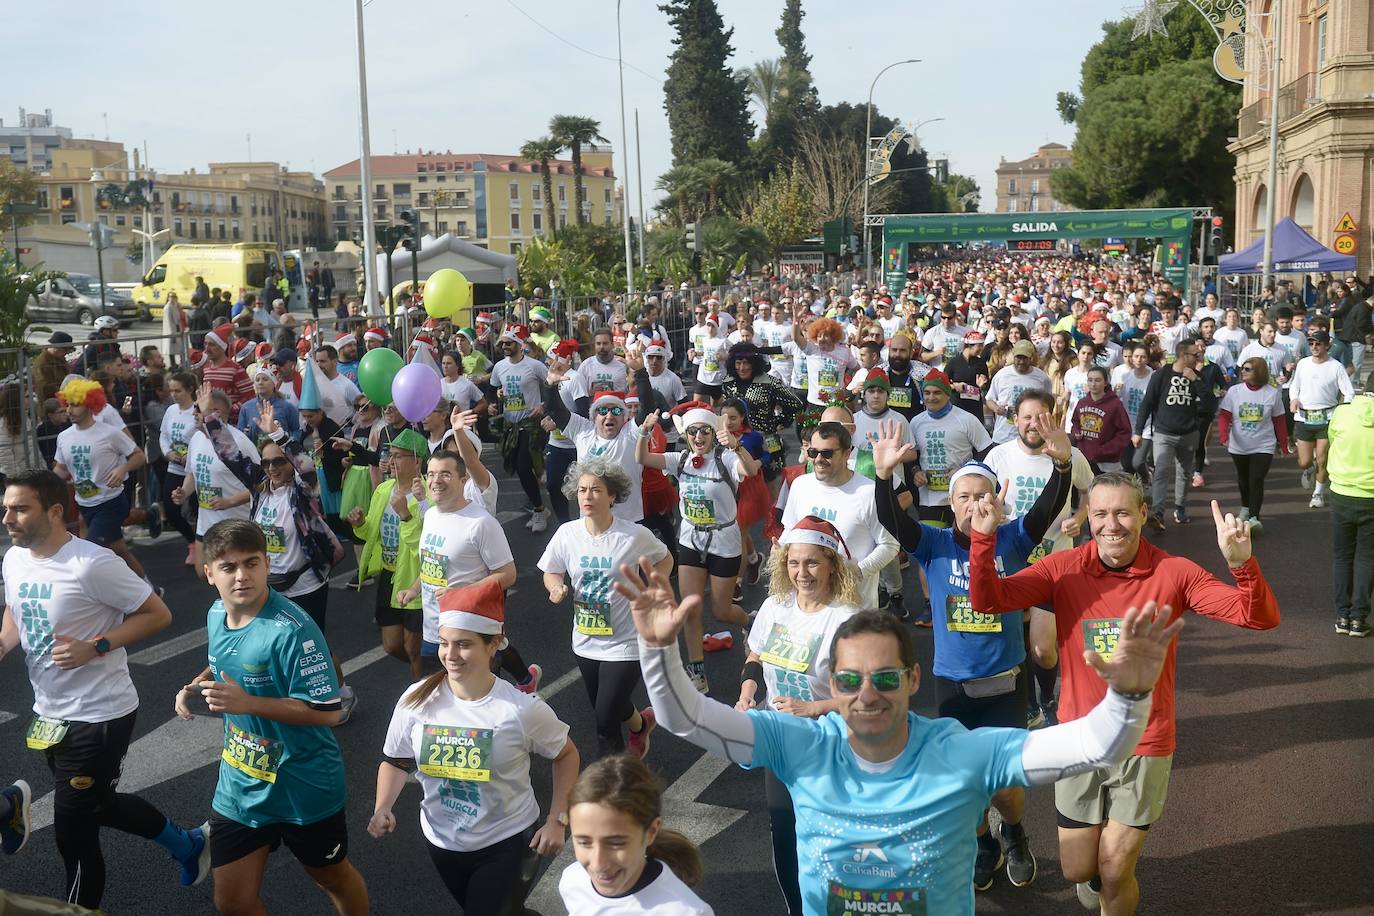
[1070,390,1133,464]
[968,533,1279,756]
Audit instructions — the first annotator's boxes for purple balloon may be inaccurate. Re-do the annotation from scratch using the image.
[391,362,443,422]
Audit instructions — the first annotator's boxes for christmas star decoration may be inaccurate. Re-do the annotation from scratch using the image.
[1131,0,1178,39]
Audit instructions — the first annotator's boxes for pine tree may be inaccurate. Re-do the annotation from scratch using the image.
[755,0,819,174]
[660,0,754,168]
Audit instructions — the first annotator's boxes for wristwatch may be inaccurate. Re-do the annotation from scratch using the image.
[93,636,111,657]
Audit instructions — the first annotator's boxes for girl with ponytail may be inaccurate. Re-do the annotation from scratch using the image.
[560,755,713,914]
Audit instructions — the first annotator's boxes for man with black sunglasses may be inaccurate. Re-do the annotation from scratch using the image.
[617,557,1181,916]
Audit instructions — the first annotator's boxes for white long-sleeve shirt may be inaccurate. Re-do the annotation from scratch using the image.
[1289,356,1354,418]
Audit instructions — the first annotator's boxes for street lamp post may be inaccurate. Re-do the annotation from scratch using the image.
[1260,0,1283,291]
[862,59,919,283]
[353,0,380,316]
[616,0,635,308]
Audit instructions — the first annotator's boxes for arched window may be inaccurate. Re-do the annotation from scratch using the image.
[1291,174,1314,231]
[1252,184,1268,233]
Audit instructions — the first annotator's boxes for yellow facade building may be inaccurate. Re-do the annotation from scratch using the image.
[322,146,619,255]
[1229,0,1374,273]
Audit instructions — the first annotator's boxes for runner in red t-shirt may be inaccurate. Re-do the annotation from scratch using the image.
[967,476,1279,915]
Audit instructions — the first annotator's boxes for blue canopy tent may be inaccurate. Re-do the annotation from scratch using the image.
[1219,217,1357,274]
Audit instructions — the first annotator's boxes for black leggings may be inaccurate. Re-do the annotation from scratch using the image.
[576,656,642,757]
[1195,413,1216,467]
[427,828,533,914]
[513,428,544,510]
[765,769,804,915]
[48,711,169,908]
[1231,452,1274,517]
[162,469,197,544]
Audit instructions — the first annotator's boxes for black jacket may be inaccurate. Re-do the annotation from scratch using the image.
[1135,366,1203,436]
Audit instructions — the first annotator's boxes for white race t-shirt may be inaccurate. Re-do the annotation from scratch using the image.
[1112,366,1155,437]
[1290,357,1354,419]
[663,449,744,558]
[694,337,730,386]
[322,372,361,426]
[564,415,644,522]
[253,486,322,597]
[441,376,484,411]
[802,342,858,405]
[746,596,858,704]
[383,677,569,852]
[160,402,198,475]
[921,323,970,368]
[55,422,135,507]
[1214,326,1249,361]
[418,502,514,644]
[907,407,994,506]
[985,441,1094,558]
[1218,383,1284,455]
[4,536,152,721]
[538,518,668,661]
[560,860,715,915]
[492,357,549,422]
[577,356,629,396]
[1238,342,1287,386]
[185,426,260,535]
[986,366,1052,444]
[1061,366,1092,431]
[781,473,896,609]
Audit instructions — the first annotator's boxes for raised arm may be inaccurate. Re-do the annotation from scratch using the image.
[1020,410,1074,544]
[871,419,923,553]
[615,559,758,766]
[966,494,1057,614]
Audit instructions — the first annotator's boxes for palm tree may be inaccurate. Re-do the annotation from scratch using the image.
[548,115,607,225]
[520,136,562,241]
[738,58,782,123]
[655,164,705,225]
[693,158,739,213]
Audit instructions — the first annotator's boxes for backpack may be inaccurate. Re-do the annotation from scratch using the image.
[676,446,738,503]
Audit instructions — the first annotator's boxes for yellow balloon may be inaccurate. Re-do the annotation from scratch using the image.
[423,268,472,320]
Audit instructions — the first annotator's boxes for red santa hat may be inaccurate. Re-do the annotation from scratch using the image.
[779,515,852,559]
[188,348,207,370]
[590,389,628,412]
[705,313,719,327]
[438,579,505,636]
[335,331,356,350]
[669,400,717,435]
[551,338,581,360]
[643,338,669,358]
[204,324,234,353]
[501,323,529,343]
[410,332,436,353]
[363,327,388,345]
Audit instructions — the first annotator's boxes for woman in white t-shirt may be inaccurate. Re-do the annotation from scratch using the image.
[636,403,758,694]
[1059,341,1097,431]
[1217,356,1288,533]
[171,385,259,578]
[690,316,730,401]
[440,350,486,413]
[539,456,671,758]
[561,755,713,915]
[735,516,860,916]
[370,581,579,914]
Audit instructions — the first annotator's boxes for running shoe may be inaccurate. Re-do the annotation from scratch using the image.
[524,505,538,529]
[1348,619,1370,638]
[1309,491,1326,509]
[178,821,212,886]
[1145,514,1165,532]
[147,504,163,538]
[888,592,909,622]
[703,632,733,652]
[1191,472,1204,488]
[530,508,550,533]
[1335,617,1352,635]
[745,552,763,586]
[691,673,710,694]
[0,780,31,855]
[335,687,357,726]
[732,582,744,604]
[1246,517,1263,534]
[627,708,656,759]
[1237,507,1250,522]
[1026,705,1046,730]
[876,588,891,612]
[1301,465,1317,490]
[517,664,543,695]
[1039,698,1059,727]
[1173,508,1189,525]
[1076,877,1102,911]
[972,835,1004,891]
[999,822,1037,887]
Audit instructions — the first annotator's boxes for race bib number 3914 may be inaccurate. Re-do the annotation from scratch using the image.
[223,723,280,783]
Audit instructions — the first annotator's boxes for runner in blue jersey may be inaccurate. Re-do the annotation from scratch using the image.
[871,416,1072,893]
[175,519,370,915]
[614,562,1181,916]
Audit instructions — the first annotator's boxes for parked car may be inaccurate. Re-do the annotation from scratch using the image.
[26,274,141,327]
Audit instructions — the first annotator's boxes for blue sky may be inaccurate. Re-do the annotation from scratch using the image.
[9,0,1122,212]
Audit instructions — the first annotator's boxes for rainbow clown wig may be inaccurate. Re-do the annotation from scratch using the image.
[57,378,108,413]
[805,317,844,347]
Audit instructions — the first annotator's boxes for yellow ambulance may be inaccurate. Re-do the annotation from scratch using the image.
[133,243,281,318]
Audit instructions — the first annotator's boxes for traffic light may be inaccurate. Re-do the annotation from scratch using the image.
[1209,216,1224,258]
[399,208,419,251]
[685,221,698,252]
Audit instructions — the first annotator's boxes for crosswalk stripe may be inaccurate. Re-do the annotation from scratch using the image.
[128,629,208,666]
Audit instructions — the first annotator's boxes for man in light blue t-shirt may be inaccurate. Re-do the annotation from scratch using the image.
[175,519,369,916]
[617,560,1180,916]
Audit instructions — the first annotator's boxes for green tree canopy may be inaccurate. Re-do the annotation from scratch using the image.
[660,0,754,168]
[756,0,820,173]
[1051,58,1236,216]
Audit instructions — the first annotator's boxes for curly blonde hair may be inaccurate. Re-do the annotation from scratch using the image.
[766,542,861,608]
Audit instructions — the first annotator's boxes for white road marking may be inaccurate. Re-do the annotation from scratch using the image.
[0,711,16,726]
[535,666,581,702]
[526,750,746,913]
[129,629,208,666]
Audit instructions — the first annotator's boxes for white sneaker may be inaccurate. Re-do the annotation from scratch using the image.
[1075,880,1101,911]
[1309,491,1326,509]
[335,687,357,726]
[530,508,550,532]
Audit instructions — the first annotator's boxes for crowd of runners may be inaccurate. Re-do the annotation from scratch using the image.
[4,250,1374,914]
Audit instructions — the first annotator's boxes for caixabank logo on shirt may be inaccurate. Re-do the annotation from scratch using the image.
[841,842,897,879]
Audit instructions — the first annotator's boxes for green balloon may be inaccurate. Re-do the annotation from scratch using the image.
[357,347,404,406]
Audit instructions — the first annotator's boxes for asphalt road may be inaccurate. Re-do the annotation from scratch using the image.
[1,444,1371,915]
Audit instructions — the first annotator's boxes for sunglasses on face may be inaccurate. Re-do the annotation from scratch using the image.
[1241,366,1255,372]
[261,457,291,469]
[833,668,905,694]
[594,405,625,417]
[806,447,840,460]
[686,426,714,438]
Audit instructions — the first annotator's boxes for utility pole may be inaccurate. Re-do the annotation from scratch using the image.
[635,108,646,271]
[1260,0,1283,291]
[616,0,635,306]
[353,0,380,315]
